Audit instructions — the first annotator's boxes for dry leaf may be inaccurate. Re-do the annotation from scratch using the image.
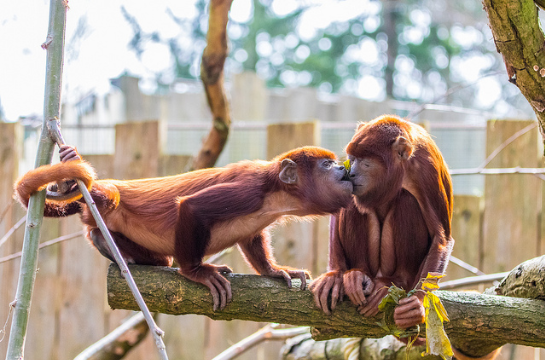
[422,292,453,360]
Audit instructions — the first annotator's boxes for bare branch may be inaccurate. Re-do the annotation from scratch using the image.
[212,324,309,360]
[439,273,509,290]
[0,216,26,249]
[478,122,538,169]
[450,167,545,175]
[0,230,84,264]
[449,256,486,276]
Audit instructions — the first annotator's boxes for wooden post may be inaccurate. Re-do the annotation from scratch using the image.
[267,121,322,274]
[114,121,162,179]
[267,122,321,159]
[231,72,267,122]
[0,123,22,359]
[482,120,540,273]
[228,72,268,163]
[482,120,541,360]
[449,195,482,283]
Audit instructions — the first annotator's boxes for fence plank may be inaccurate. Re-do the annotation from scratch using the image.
[482,120,540,273]
[232,72,267,122]
[0,123,22,359]
[114,121,162,180]
[449,195,482,282]
[159,155,192,176]
[482,120,540,360]
[266,121,322,271]
[25,217,61,359]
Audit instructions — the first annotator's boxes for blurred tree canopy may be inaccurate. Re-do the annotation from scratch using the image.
[121,0,533,115]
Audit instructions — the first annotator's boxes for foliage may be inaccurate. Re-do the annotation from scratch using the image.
[120,0,505,108]
[377,273,453,360]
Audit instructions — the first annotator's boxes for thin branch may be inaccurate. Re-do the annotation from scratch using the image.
[0,216,26,249]
[212,324,309,360]
[439,273,509,290]
[449,256,486,276]
[478,122,538,169]
[205,247,233,265]
[450,167,545,175]
[406,71,504,120]
[0,230,84,264]
[0,200,14,226]
[0,300,16,344]
[412,103,498,118]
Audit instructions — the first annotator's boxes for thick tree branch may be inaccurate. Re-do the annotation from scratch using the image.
[73,312,150,360]
[281,333,428,360]
[107,264,545,358]
[493,256,545,299]
[191,0,233,170]
[482,0,545,141]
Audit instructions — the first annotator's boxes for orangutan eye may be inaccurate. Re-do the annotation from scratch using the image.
[322,160,335,169]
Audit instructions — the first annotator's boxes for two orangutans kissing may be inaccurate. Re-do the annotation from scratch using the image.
[15,114,453,331]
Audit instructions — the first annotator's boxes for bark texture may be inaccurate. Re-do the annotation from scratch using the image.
[107,264,545,358]
[482,0,545,140]
[73,312,150,360]
[493,255,545,299]
[191,0,233,170]
[281,333,430,360]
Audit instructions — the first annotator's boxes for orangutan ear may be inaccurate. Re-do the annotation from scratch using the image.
[392,136,413,160]
[279,159,298,184]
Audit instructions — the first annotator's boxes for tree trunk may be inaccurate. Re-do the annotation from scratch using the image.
[482,0,545,144]
[383,0,399,98]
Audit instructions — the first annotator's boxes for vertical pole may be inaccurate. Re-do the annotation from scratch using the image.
[6,1,67,358]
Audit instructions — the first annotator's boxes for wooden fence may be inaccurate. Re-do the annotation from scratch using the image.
[0,119,544,360]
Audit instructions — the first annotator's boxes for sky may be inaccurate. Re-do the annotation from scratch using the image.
[0,0,374,121]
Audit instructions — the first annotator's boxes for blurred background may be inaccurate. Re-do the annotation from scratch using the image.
[1,1,544,359]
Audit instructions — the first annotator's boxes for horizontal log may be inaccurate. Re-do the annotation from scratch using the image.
[107,264,545,358]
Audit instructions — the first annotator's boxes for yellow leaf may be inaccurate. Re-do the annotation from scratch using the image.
[423,292,453,360]
[343,159,351,171]
[432,293,450,323]
[421,272,444,291]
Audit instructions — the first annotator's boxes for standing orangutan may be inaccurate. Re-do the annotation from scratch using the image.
[15,145,353,311]
[311,114,454,330]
